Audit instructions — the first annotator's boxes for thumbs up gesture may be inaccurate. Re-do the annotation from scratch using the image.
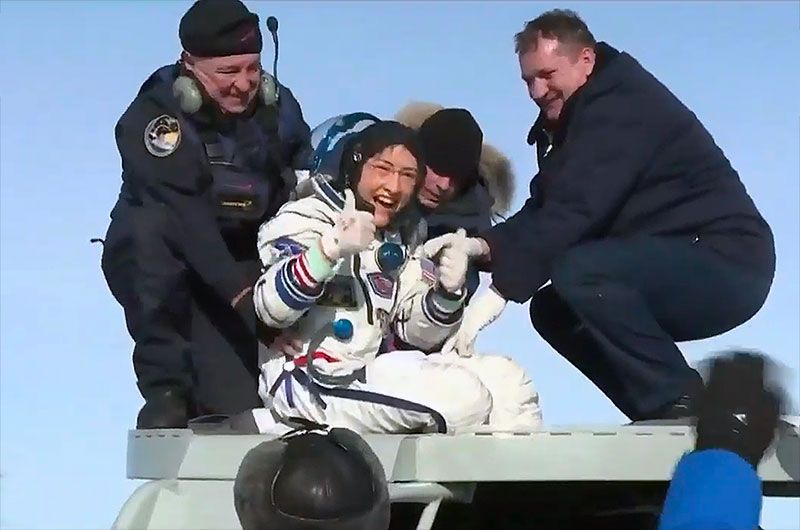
[320,189,376,262]
[424,228,470,293]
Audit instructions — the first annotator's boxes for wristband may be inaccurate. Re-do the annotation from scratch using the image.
[431,285,466,313]
[304,241,337,282]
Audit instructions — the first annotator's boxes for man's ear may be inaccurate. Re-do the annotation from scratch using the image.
[580,46,596,72]
[181,51,196,73]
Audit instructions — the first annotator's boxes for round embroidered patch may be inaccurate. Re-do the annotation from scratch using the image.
[143,114,181,157]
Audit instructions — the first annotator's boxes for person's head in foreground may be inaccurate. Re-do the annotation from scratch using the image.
[233,426,390,530]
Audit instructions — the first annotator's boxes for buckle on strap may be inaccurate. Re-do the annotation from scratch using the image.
[267,322,368,408]
[268,350,335,409]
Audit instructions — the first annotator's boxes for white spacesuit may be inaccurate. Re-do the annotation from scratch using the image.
[252,176,541,434]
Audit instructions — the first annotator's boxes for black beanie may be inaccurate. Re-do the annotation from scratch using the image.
[179,0,262,57]
[418,108,483,191]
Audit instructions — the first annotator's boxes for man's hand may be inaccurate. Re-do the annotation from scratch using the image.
[440,285,507,357]
[320,189,375,262]
[423,231,489,263]
[694,350,787,468]
[269,329,304,357]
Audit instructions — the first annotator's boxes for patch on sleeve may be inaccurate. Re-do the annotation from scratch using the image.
[421,257,437,285]
[271,237,307,259]
[367,272,396,299]
[144,114,181,157]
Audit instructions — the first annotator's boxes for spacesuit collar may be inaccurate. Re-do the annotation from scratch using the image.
[312,175,346,211]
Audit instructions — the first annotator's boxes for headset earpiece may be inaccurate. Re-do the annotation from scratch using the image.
[172,71,279,115]
[259,71,279,107]
[172,75,204,114]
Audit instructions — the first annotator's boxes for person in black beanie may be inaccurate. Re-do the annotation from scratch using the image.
[179,0,263,59]
[394,104,515,302]
[417,108,484,208]
[99,0,312,429]
[176,0,267,116]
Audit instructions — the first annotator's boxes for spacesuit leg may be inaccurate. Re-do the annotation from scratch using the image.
[259,351,492,434]
[444,354,543,431]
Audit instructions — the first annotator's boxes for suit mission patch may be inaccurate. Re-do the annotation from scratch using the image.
[144,114,181,157]
[367,272,395,299]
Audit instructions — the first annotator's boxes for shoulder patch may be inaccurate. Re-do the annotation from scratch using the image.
[144,114,181,157]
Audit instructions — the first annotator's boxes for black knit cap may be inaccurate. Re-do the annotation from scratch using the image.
[179,0,262,57]
[418,108,483,190]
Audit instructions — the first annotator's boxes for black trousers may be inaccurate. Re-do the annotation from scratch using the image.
[101,204,262,416]
[529,236,773,421]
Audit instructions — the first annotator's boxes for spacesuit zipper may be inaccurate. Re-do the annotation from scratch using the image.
[353,254,374,325]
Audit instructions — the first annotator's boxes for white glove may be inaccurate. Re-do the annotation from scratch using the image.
[425,228,469,293]
[441,285,507,357]
[423,230,487,262]
[320,189,375,261]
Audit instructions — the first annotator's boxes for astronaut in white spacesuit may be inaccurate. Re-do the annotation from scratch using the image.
[252,120,541,435]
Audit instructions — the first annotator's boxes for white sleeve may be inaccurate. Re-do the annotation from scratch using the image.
[253,198,341,328]
[390,252,467,351]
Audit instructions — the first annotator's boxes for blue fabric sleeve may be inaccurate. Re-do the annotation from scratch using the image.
[658,449,762,530]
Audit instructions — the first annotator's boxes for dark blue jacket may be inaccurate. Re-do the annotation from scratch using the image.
[484,43,775,303]
[659,449,762,530]
[109,64,311,304]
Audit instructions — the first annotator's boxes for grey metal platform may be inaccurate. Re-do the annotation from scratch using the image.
[113,421,800,530]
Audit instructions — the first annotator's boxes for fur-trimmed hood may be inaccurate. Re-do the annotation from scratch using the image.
[394,101,515,216]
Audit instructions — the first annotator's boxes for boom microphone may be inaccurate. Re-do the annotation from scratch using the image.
[266,15,278,34]
[266,16,279,82]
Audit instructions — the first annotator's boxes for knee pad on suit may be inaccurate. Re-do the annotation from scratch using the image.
[422,357,493,431]
[456,354,543,430]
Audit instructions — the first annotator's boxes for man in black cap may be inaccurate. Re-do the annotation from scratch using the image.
[100,0,312,428]
[394,103,514,301]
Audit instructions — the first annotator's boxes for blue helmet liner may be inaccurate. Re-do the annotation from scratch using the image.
[308,112,381,177]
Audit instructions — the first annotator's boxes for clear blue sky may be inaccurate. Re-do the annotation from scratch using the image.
[1,1,798,528]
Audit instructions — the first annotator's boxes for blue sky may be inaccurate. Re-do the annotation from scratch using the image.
[1,1,798,528]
